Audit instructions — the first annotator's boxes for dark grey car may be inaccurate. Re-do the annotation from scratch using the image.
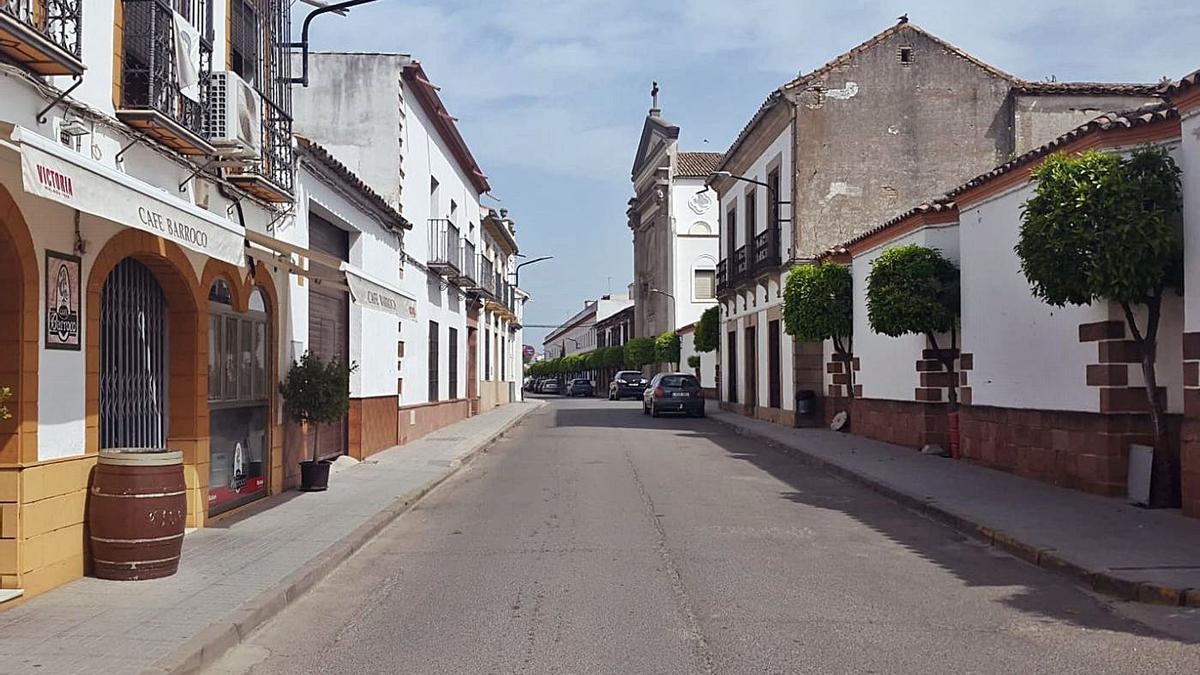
[609,370,648,400]
[567,378,594,397]
[642,373,705,418]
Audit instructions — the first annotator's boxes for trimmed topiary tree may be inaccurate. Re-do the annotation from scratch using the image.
[624,337,656,369]
[687,354,701,369]
[602,346,625,369]
[1017,147,1183,507]
[694,306,719,353]
[655,331,681,370]
[280,352,356,465]
[866,244,960,405]
[784,262,854,396]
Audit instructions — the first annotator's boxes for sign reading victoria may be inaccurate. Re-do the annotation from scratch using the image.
[14,126,245,266]
[45,250,80,350]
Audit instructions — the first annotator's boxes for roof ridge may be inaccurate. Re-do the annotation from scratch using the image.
[295,135,411,230]
[780,22,1017,93]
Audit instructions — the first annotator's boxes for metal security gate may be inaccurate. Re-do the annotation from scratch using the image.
[100,258,168,448]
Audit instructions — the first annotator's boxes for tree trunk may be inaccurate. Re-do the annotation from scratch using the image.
[1124,297,1179,508]
[927,332,958,411]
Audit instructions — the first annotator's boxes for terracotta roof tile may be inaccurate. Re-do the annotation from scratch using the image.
[945,102,1179,201]
[1163,68,1200,97]
[1013,81,1160,96]
[819,200,957,259]
[295,136,412,231]
[675,152,724,178]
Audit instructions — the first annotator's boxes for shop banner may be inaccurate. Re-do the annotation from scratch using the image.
[345,269,417,321]
[13,126,245,266]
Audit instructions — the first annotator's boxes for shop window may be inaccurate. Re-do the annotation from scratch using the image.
[448,327,458,399]
[208,282,269,515]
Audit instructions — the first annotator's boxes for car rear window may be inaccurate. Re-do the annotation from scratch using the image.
[617,372,641,379]
[661,375,699,388]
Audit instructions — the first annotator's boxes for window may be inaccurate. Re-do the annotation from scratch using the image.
[448,327,458,399]
[500,336,506,381]
[689,221,712,235]
[745,188,757,243]
[428,320,440,402]
[430,177,440,218]
[899,46,913,64]
[208,283,270,405]
[726,206,737,255]
[767,167,781,229]
[230,0,262,86]
[695,269,716,300]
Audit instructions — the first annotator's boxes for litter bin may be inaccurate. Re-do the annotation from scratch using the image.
[794,389,818,428]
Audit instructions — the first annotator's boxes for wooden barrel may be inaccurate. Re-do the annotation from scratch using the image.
[88,448,187,580]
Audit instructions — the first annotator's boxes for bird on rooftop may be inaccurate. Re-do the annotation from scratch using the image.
[898,13,908,23]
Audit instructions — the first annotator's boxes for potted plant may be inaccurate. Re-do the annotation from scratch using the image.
[0,385,11,422]
[280,352,355,492]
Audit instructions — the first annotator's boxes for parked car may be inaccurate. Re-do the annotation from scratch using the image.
[541,380,560,394]
[609,370,648,400]
[642,373,705,418]
[567,378,594,397]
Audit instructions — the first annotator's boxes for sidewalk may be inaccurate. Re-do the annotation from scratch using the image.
[0,400,543,675]
[708,407,1200,607]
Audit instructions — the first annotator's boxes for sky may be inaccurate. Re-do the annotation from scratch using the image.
[307,0,1200,349]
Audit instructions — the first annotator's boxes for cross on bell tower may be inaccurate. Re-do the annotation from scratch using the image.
[649,81,661,118]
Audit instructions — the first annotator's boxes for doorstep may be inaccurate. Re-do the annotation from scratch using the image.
[0,400,544,675]
[707,407,1200,607]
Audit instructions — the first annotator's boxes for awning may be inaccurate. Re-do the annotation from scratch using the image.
[2,124,246,266]
[345,268,417,321]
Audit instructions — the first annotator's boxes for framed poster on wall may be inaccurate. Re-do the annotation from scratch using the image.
[45,250,81,351]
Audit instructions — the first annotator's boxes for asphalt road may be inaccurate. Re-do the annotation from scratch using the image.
[210,396,1200,674]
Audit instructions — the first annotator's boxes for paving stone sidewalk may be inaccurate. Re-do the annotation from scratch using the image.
[0,400,543,675]
[708,407,1200,607]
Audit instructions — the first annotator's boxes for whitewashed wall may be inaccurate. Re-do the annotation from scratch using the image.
[852,224,958,402]
[670,176,718,330]
[1183,108,1200,334]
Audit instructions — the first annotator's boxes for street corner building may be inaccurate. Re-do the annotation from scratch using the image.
[0,3,526,602]
[711,20,1162,429]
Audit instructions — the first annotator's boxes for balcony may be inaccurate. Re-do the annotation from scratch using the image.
[0,0,83,75]
[450,238,477,287]
[716,259,729,295]
[733,245,748,281]
[427,219,462,276]
[478,256,497,300]
[227,94,295,202]
[752,226,782,273]
[117,0,215,156]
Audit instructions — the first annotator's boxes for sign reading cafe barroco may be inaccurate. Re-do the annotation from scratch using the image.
[15,126,245,266]
[45,250,81,350]
[345,271,417,321]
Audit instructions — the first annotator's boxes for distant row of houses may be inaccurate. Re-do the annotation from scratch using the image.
[620,20,1200,517]
[0,1,524,599]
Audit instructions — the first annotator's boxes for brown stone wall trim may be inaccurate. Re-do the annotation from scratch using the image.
[1098,340,1141,364]
[397,399,472,446]
[1079,320,1126,342]
[1184,332,1200,361]
[1087,364,1129,387]
[959,404,1181,498]
[845,398,950,449]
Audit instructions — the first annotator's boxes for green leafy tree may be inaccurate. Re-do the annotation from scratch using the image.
[1018,147,1183,507]
[586,350,605,370]
[602,346,625,368]
[694,306,720,353]
[655,331,681,369]
[866,244,960,405]
[624,337,656,368]
[785,263,854,396]
[686,355,701,369]
[280,353,356,463]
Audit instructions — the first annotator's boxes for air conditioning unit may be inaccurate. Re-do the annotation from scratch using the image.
[206,71,262,160]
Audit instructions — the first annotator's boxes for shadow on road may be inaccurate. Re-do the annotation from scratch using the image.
[550,400,1192,644]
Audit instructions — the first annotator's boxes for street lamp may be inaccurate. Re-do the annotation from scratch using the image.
[649,287,675,332]
[513,255,553,287]
[708,170,790,223]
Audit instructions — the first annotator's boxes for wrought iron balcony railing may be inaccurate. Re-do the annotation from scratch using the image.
[752,226,782,271]
[716,258,729,294]
[733,245,748,281]
[0,0,83,76]
[228,93,294,201]
[479,257,497,299]
[117,0,213,155]
[453,238,478,286]
[427,219,462,276]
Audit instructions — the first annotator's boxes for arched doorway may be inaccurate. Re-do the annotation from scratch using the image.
[99,259,168,448]
[207,279,270,515]
[0,185,38,467]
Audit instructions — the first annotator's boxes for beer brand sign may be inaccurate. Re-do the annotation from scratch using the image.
[45,251,81,350]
